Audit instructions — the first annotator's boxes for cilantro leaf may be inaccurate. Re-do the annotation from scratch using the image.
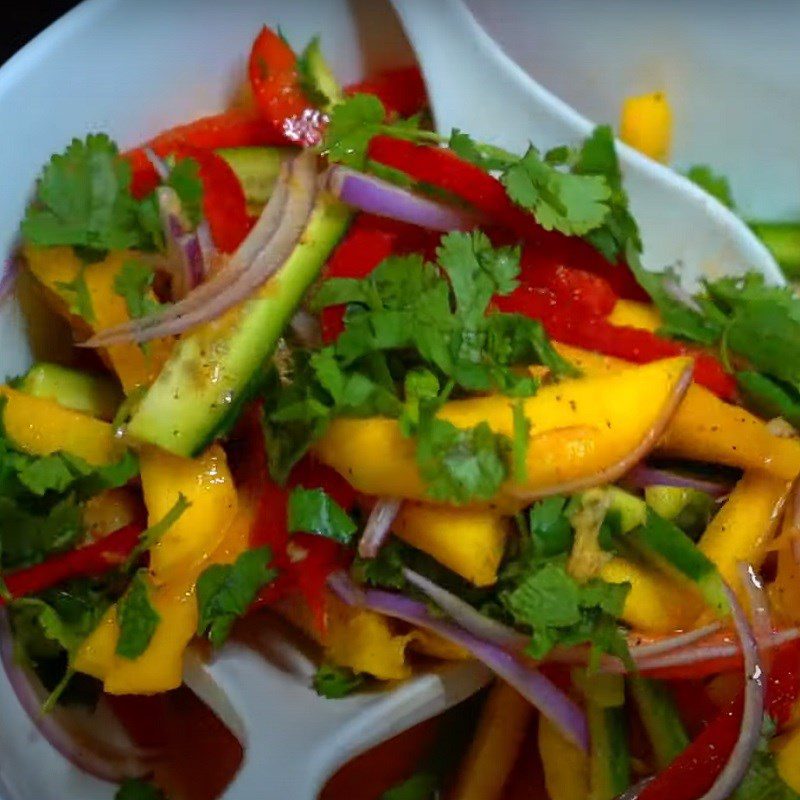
[733,717,800,800]
[21,134,157,253]
[196,547,277,647]
[323,94,386,168]
[529,496,574,557]
[0,495,84,570]
[115,571,161,659]
[448,129,516,172]
[413,408,510,504]
[114,260,162,320]
[436,230,520,324]
[502,145,612,236]
[287,487,357,543]
[115,779,168,800]
[501,557,629,660]
[685,164,736,210]
[352,540,408,589]
[313,663,364,698]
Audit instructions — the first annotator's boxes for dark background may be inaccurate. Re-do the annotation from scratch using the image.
[1,2,81,64]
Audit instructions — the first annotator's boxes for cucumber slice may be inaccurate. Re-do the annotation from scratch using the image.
[628,675,689,769]
[748,221,800,278]
[607,488,728,615]
[126,193,351,456]
[16,362,122,420]
[217,147,294,207]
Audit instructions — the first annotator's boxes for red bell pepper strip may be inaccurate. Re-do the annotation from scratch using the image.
[125,109,287,198]
[494,272,737,400]
[345,66,428,118]
[640,639,800,800]
[0,522,143,603]
[172,144,254,253]
[247,447,356,631]
[248,26,323,147]
[367,135,650,301]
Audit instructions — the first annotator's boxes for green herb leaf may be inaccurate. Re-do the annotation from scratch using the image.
[323,94,386,168]
[737,371,800,429]
[529,496,574,558]
[448,129,516,172]
[21,134,159,253]
[287,487,357,543]
[196,546,277,647]
[413,408,510,505]
[115,778,168,800]
[114,259,162,320]
[685,165,735,210]
[115,571,161,659]
[502,145,612,237]
[732,717,800,800]
[54,263,96,323]
[313,663,364,698]
[501,557,629,660]
[166,157,204,226]
[352,539,408,589]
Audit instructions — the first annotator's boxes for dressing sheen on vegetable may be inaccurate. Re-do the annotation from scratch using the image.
[3,21,800,800]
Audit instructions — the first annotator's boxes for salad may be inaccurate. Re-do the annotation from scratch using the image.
[2,21,800,800]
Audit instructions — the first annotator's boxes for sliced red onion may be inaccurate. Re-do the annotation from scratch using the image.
[402,567,528,649]
[625,463,732,498]
[695,580,765,800]
[358,498,403,559]
[628,622,722,659]
[328,575,589,751]
[326,165,481,232]
[0,258,18,304]
[0,611,154,783]
[738,563,774,670]
[143,146,169,180]
[507,364,694,503]
[156,186,206,300]
[326,570,365,608]
[629,628,798,674]
[82,151,316,346]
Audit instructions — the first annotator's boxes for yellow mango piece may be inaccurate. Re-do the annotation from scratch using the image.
[141,445,238,584]
[539,714,591,800]
[315,358,693,508]
[0,386,124,465]
[324,595,415,681]
[620,91,673,162]
[75,444,239,694]
[659,384,800,480]
[393,503,509,586]
[550,344,800,481]
[601,556,700,634]
[451,681,533,800]
[768,484,800,628]
[698,471,789,595]
[776,726,800,794]
[73,609,118,679]
[24,246,172,393]
[83,488,141,538]
[409,628,469,661]
[607,299,661,332]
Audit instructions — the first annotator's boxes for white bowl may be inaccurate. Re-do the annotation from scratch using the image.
[0,3,412,797]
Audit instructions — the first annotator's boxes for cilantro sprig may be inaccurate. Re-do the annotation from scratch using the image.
[264,230,571,498]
